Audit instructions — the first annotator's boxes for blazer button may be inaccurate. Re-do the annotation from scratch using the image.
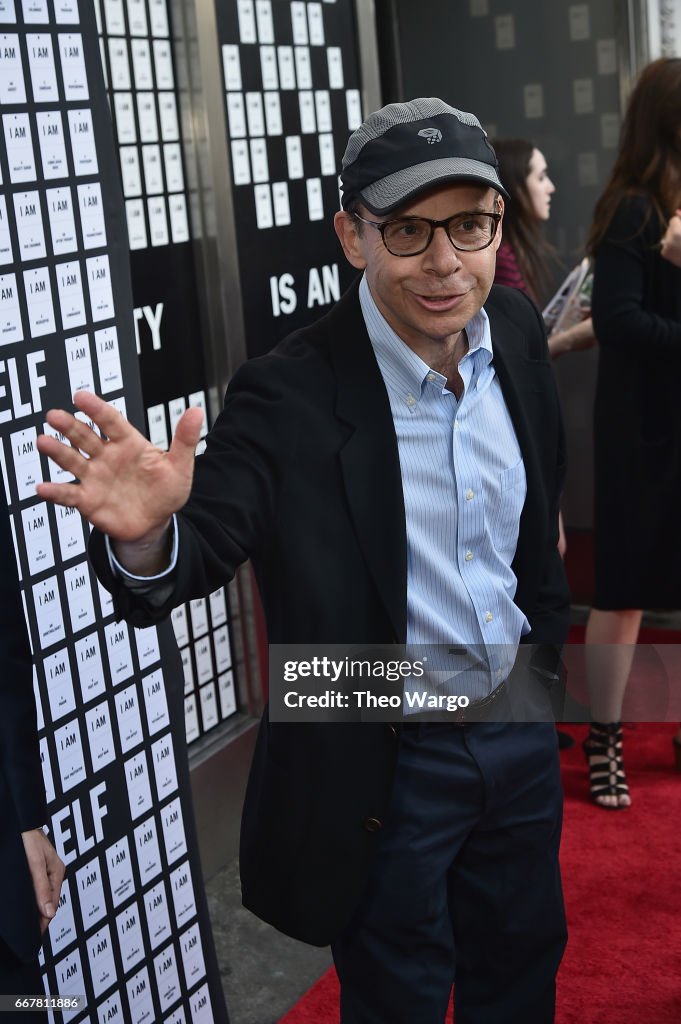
[364,817,383,832]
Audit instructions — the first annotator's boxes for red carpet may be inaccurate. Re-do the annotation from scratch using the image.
[279,633,681,1022]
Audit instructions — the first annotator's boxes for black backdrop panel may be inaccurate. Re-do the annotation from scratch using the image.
[215,0,364,356]
[96,0,239,746]
[0,1,228,1020]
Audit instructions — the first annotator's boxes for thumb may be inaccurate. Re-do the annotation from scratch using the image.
[31,858,54,918]
[169,406,204,464]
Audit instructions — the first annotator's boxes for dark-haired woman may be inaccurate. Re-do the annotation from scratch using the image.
[492,138,595,357]
[584,57,681,808]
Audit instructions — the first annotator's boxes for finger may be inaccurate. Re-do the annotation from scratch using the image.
[47,848,66,892]
[168,406,204,464]
[43,408,104,457]
[35,480,82,507]
[72,390,130,441]
[29,857,54,919]
[36,433,88,477]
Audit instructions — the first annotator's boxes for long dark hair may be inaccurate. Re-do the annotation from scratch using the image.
[491,137,557,303]
[587,57,681,255]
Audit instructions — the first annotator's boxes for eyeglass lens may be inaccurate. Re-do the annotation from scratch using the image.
[383,213,497,255]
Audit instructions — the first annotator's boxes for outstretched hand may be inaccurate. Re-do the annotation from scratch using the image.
[36,391,204,546]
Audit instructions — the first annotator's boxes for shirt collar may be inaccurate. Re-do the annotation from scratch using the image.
[359,274,492,404]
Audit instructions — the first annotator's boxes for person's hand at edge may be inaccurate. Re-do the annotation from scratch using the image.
[660,209,681,268]
[548,316,597,358]
[21,829,65,935]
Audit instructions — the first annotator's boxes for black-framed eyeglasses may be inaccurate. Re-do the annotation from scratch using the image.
[351,210,502,257]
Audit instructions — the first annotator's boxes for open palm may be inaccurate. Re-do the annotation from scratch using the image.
[36,390,204,544]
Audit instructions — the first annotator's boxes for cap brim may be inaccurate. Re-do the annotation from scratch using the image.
[356,157,509,214]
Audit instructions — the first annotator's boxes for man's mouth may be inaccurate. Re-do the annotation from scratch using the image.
[413,293,466,311]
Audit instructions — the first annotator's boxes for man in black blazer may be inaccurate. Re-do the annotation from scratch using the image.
[38,99,570,1023]
[0,486,65,1021]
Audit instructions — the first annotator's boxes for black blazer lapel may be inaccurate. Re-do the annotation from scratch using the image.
[319,282,408,642]
[486,309,551,613]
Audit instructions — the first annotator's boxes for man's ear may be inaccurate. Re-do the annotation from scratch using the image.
[334,210,367,269]
[493,196,504,250]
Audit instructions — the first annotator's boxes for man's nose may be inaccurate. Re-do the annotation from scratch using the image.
[422,226,463,271]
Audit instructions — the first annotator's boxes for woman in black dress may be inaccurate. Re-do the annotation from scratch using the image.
[584,58,681,807]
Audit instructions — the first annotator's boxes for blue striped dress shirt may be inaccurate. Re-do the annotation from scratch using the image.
[359,275,530,702]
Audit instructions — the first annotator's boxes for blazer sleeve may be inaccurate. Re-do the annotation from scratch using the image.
[0,497,47,832]
[591,194,681,356]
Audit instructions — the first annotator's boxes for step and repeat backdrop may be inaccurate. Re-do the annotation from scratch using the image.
[2,0,368,1020]
[0,1,228,1021]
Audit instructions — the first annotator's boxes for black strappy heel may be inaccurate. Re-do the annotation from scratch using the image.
[582,721,631,809]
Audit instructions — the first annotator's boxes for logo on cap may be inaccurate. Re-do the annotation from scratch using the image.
[417,128,442,144]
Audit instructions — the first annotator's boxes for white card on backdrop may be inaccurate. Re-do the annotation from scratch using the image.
[116,903,145,974]
[68,109,98,175]
[277,45,295,89]
[54,716,86,791]
[58,33,88,101]
[4,113,36,183]
[147,196,169,246]
[22,500,54,575]
[74,631,105,703]
[294,46,311,89]
[95,325,123,392]
[78,182,107,249]
[327,46,343,88]
[222,43,241,90]
[14,190,46,261]
[86,255,115,321]
[44,647,76,720]
[25,265,56,338]
[168,193,189,243]
[65,333,94,393]
[47,187,77,255]
[85,699,116,771]
[114,93,136,144]
[0,33,27,102]
[134,815,162,886]
[108,38,130,90]
[0,196,13,264]
[36,111,69,180]
[56,261,86,330]
[153,39,173,89]
[298,90,316,133]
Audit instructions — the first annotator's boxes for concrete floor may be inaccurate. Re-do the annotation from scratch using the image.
[205,858,332,1024]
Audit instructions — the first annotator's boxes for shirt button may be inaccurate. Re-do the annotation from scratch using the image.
[406,394,416,407]
[426,372,437,382]
[465,550,474,562]
[484,611,494,623]
[465,489,474,501]
[454,420,459,431]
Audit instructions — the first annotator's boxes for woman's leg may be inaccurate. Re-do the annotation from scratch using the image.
[583,608,642,807]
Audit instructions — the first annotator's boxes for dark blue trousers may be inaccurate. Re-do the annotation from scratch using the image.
[332,722,566,1024]
[0,940,47,1024]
